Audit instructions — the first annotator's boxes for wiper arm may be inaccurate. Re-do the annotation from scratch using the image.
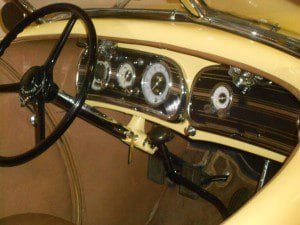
[113,0,132,9]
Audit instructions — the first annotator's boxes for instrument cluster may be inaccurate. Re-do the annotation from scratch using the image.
[76,41,186,121]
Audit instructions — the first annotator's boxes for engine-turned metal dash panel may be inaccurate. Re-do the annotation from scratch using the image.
[189,65,299,156]
[77,43,186,122]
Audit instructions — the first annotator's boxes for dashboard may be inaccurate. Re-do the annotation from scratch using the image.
[75,40,299,159]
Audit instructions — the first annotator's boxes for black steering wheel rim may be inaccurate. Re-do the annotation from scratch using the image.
[0,3,97,167]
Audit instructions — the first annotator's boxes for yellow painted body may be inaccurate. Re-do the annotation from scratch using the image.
[206,0,300,37]
[15,17,300,224]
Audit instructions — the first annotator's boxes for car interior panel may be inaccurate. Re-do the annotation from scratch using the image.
[0,1,299,225]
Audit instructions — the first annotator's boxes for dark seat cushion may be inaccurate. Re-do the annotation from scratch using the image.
[0,213,75,225]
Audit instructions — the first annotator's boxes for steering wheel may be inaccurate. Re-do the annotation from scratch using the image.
[0,3,97,167]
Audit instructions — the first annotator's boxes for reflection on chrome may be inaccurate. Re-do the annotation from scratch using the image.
[228,66,272,94]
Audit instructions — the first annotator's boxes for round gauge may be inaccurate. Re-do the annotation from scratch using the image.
[141,62,172,106]
[211,83,233,112]
[116,62,136,89]
[91,60,111,91]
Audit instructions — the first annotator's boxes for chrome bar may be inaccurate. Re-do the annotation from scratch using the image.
[114,0,132,9]
[257,159,271,191]
[188,0,208,18]
[189,0,300,57]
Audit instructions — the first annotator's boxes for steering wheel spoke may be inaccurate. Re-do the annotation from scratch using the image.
[33,97,46,144]
[0,3,97,167]
[44,14,78,72]
[0,82,20,93]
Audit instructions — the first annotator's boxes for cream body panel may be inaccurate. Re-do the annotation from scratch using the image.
[87,100,286,163]
[206,0,300,37]
[223,144,300,225]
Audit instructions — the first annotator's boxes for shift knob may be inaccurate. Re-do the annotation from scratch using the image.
[147,125,174,146]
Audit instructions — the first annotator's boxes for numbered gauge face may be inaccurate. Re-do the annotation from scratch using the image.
[211,83,233,112]
[141,62,172,106]
[91,60,111,91]
[116,62,136,89]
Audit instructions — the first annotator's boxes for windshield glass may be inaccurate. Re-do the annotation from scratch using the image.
[204,0,300,36]
[29,0,186,12]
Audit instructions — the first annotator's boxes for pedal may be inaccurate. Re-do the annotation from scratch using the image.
[179,163,206,200]
[147,155,165,185]
[179,163,229,199]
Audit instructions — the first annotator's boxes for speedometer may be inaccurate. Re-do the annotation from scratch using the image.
[141,62,172,106]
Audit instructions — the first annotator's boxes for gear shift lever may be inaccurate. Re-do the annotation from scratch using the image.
[147,125,174,146]
[147,124,229,219]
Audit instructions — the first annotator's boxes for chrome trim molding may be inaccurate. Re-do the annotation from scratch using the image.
[191,9,300,57]
[257,159,271,191]
[82,8,300,57]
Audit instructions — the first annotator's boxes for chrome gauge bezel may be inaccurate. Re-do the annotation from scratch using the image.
[141,62,172,107]
[76,48,111,92]
[116,62,136,90]
[76,48,88,93]
[210,82,233,115]
[91,60,111,91]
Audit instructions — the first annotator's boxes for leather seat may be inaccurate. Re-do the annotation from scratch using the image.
[0,213,75,225]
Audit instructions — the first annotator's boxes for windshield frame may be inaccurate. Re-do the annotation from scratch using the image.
[185,0,300,57]
[11,0,300,57]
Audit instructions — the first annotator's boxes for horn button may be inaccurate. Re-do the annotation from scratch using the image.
[20,66,58,105]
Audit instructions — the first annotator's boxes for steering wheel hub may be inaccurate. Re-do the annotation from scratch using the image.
[20,66,46,103]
